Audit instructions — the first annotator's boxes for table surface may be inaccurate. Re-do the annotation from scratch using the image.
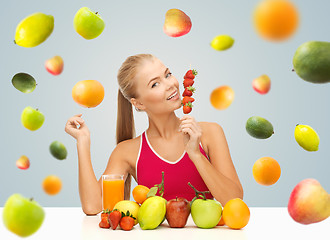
[0,207,329,240]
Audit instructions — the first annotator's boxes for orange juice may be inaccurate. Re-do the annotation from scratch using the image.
[102,175,124,211]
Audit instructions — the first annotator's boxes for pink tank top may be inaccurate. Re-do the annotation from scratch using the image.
[136,131,213,201]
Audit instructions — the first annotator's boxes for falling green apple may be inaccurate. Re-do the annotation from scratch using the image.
[21,106,45,131]
[2,194,45,237]
[73,7,105,40]
[12,72,36,93]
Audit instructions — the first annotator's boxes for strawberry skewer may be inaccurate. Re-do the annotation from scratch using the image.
[182,69,197,114]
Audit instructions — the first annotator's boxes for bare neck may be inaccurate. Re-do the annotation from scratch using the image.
[146,111,181,140]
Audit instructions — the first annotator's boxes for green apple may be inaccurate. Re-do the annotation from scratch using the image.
[191,199,222,228]
[2,194,45,237]
[21,106,45,131]
[73,7,105,40]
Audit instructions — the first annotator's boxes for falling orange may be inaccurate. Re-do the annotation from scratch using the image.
[252,157,281,186]
[72,80,104,108]
[253,0,299,41]
[210,85,234,110]
[42,175,62,195]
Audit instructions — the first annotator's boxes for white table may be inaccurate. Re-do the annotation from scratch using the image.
[0,208,329,239]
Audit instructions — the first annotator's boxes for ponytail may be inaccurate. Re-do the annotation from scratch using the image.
[116,89,135,200]
[116,53,154,200]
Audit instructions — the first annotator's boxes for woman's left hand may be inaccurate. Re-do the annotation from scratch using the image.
[179,115,202,157]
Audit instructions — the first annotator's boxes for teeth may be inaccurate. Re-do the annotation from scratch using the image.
[167,91,177,100]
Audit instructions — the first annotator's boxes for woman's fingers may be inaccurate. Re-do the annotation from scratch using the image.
[65,114,85,131]
[181,127,194,136]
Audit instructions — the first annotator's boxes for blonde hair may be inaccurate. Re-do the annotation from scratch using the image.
[116,53,155,200]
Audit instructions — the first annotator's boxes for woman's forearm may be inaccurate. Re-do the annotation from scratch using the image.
[189,152,243,206]
[76,136,102,215]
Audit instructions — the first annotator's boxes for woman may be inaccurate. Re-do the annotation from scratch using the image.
[65,54,243,215]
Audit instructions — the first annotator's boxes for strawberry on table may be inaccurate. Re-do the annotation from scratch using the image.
[182,96,195,106]
[183,78,194,88]
[99,216,110,228]
[183,102,193,114]
[119,210,136,231]
[184,69,198,79]
[182,86,195,97]
[109,209,122,230]
[101,209,110,219]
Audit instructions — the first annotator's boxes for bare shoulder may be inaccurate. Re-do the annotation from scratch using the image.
[198,121,224,154]
[114,135,142,166]
[198,121,224,135]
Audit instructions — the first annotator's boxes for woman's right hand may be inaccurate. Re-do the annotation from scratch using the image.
[65,114,90,140]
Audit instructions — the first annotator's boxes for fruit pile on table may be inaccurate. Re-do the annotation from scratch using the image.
[98,174,250,231]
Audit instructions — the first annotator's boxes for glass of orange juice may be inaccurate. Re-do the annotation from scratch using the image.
[102,174,124,211]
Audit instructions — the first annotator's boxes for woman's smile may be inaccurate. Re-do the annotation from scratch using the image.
[167,90,180,101]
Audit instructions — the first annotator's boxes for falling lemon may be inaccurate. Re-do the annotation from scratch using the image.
[15,12,54,48]
[210,35,234,51]
[294,124,320,151]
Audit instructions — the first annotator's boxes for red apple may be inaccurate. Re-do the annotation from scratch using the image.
[45,56,64,75]
[165,197,190,228]
[252,74,271,94]
[16,155,30,170]
[163,9,192,37]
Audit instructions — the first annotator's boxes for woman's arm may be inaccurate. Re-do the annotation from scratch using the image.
[65,114,130,215]
[76,136,102,215]
[78,140,131,215]
[180,117,243,206]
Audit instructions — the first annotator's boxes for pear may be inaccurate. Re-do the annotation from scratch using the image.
[288,179,330,224]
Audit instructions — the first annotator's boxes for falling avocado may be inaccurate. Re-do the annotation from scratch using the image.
[12,73,36,93]
[49,141,68,160]
[246,116,274,139]
[293,41,330,84]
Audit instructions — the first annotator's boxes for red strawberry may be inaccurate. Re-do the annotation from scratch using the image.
[119,211,136,231]
[183,78,194,88]
[184,69,198,79]
[108,209,122,230]
[182,86,195,97]
[101,209,110,219]
[182,96,195,105]
[99,216,110,228]
[183,102,193,114]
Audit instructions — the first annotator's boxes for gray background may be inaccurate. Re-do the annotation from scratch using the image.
[0,0,329,207]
